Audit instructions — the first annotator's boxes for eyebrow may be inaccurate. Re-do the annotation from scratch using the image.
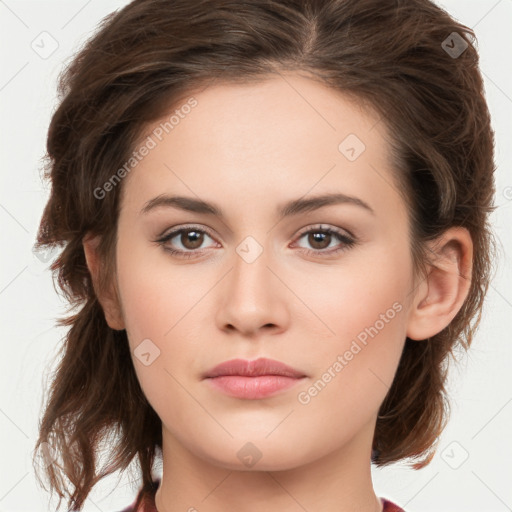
[140,192,375,218]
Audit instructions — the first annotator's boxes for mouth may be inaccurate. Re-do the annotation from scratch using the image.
[203,357,307,400]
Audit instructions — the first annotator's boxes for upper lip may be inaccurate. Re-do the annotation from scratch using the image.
[204,357,306,379]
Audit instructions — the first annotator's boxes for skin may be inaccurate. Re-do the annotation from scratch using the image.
[83,72,473,512]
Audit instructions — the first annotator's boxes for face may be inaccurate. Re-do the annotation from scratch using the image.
[113,73,417,471]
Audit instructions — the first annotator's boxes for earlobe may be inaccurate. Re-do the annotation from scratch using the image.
[406,227,473,341]
[82,233,125,331]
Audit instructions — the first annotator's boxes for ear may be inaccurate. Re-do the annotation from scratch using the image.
[406,227,473,341]
[82,233,125,331]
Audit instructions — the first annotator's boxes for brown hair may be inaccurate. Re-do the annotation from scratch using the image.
[32,0,497,510]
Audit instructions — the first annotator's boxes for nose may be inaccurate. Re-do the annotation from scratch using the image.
[214,239,290,338]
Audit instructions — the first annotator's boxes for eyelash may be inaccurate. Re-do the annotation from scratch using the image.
[155,224,357,259]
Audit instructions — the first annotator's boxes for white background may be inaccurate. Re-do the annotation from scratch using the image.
[1,1,511,511]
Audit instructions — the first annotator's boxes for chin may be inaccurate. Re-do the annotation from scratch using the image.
[193,435,315,472]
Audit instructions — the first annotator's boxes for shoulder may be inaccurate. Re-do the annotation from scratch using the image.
[381,497,406,512]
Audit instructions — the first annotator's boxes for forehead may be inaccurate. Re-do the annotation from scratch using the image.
[120,73,404,221]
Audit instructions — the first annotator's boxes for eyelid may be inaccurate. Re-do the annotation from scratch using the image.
[157,223,355,242]
[155,222,357,258]
[294,223,355,240]
[157,223,216,241]
[289,224,356,255]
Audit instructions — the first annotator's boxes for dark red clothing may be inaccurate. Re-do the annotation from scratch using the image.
[381,498,406,512]
[119,480,405,511]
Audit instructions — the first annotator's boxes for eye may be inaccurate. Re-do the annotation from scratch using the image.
[292,224,356,256]
[155,225,218,259]
[155,223,357,259]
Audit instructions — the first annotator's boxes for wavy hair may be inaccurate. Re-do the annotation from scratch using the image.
[32,0,497,510]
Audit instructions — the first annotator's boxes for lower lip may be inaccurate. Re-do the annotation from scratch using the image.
[206,375,304,399]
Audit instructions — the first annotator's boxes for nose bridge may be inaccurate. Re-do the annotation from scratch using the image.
[230,233,273,301]
[216,231,287,333]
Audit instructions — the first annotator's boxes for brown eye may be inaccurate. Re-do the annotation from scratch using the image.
[307,231,332,250]
[156,225,217,258]
[179,229,204,250]
[294,225,356,256]
[156,224,356,259]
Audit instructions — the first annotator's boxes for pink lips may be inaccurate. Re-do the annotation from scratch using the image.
[203,357,306,399]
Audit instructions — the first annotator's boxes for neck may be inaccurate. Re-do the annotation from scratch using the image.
[154,423,382,512]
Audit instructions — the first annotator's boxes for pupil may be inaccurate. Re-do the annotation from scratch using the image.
[183,230,202,249]
[310,232,329,249]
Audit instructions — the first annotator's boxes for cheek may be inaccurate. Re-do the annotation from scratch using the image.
[115,248,203,422]
[292,286,408,448]
[115,237,208,345]
[115,241,216,399]
[303,248,411,395]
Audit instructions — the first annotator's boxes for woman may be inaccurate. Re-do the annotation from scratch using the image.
[32,0,497,511]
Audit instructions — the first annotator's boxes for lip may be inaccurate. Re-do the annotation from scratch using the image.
[203,357,307,399]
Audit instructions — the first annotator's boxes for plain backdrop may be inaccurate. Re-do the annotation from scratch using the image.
[1,1,511,511]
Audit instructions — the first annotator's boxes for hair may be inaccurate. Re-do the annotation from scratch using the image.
[32,0,497,510]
